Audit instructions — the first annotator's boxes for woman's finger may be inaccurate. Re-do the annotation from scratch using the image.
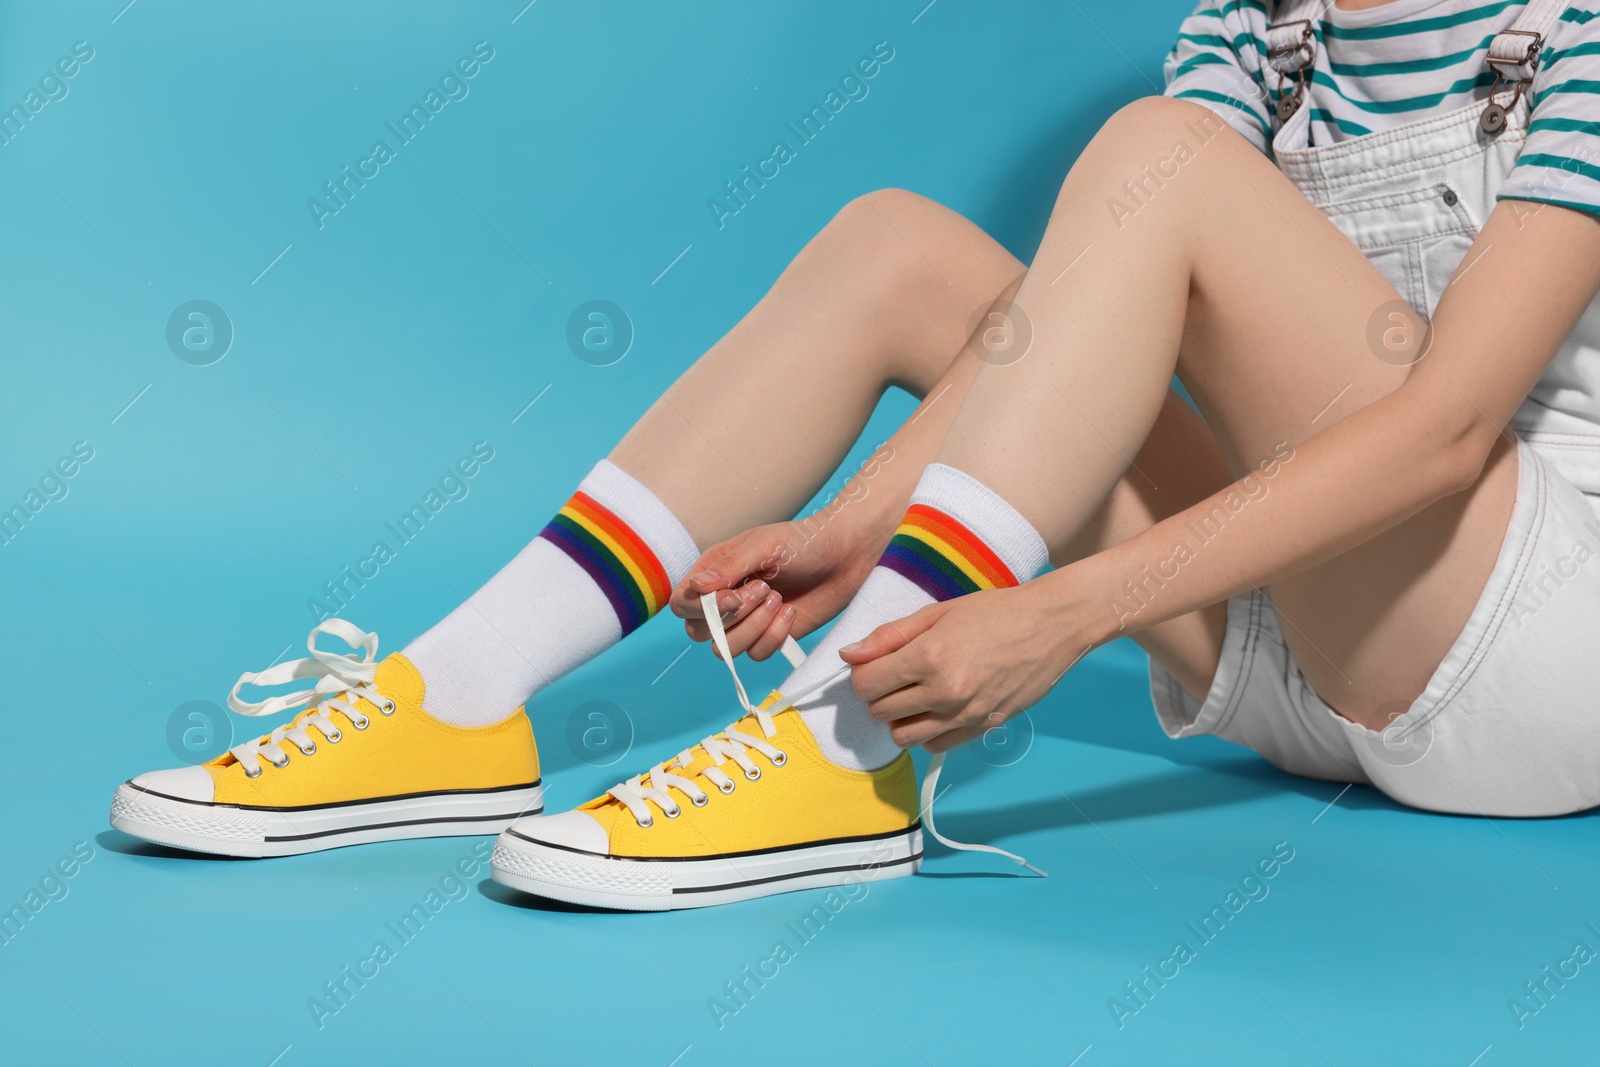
[722,592,785,657]
[838,602,945,664]
[682,581,767,643]
[849,639,937,703]
[670,539,742,618]
[864,683,949,723]
[922,719,993,754]
[884,711,958,751]
[746,604,798,662]
[680,534,790,600]
[716,580,770,628]
[671,535,775,615]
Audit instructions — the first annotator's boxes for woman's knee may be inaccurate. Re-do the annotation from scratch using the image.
[1062,96,1241,211]
[823,188,963,299]
[819,189,1018,379]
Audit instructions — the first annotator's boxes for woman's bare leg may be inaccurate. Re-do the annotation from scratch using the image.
[611,190,1022,548]
[405,192,1022,726]
[1056,391,1234,699]
[936,97,1518,727]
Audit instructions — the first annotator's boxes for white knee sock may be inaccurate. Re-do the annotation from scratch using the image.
[780,463,1050,770]
[404,460,699,726]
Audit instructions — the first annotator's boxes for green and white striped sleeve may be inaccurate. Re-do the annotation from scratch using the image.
[1161,0,1275,153]
[1504,3,1600,218]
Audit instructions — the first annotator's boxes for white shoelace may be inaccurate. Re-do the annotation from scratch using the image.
[608,592,1043,876]
[224,619,395,778]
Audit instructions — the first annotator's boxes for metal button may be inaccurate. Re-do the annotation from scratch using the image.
[1441,188,1458,206]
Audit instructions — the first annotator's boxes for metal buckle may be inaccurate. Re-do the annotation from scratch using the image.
[1266,19,1314,60]
[1267,19,1315,121]
[1481,31,1542,135]
[1485,29,1544,75]
[1276,74,1304,122]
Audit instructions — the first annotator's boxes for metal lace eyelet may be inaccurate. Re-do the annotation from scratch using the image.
[326,730,342,743]
[244,765,262,779]
[718,779,736,794]
[770,751,787,767]
[691,794,709,807]
[637,815,654,829]
[663,805,682,819]
[744,766,762,782]
[271,756,290,769]
[299,742,317,756]
[380,699,396,716]
[353,717,370,730]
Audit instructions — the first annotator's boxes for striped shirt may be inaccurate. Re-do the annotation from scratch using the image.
[1163,0,1600,217]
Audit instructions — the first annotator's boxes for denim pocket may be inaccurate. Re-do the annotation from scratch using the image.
[1315,184,1479,319]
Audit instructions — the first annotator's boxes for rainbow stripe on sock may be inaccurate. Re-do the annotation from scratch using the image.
[539,491,671,635]
[878,503,1019,601]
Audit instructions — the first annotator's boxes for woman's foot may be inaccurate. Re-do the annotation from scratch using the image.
[490,689,921,911]
[110,623,542,857]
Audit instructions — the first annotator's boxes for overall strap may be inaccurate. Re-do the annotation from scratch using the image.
[1488,0,1569,82]
[1481,0,1569,132]
[1265,0,1319,77]
[1265,0,1323,121]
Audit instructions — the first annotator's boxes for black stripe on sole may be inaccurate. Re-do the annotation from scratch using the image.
[504,821,922,863]
[670,851,922,894]
[125,779,542,813]
[263,807,544,842]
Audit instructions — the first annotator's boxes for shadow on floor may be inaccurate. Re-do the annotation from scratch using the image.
[95,829,251,861]
[477,877,637,915]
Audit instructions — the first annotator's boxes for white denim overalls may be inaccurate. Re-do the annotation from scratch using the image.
[1266,0,1600,495]
[1151,0,1600,817]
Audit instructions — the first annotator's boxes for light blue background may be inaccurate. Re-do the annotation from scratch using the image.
[1,1,1595,1064]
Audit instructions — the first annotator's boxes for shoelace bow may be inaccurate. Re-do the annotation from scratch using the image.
[224,619,394,777]
[606,592,1044,876]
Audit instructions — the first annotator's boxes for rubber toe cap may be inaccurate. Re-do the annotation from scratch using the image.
[129,765,216,803]
[505,809,608,854]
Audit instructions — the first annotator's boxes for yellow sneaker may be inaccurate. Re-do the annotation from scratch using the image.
[110,621,542,857]
[491,695,922,910]
[492,591,1044,910]
[490,591,917,909]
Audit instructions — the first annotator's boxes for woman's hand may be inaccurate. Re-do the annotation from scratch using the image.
[839,580,1095,753]
[670,517,886,660]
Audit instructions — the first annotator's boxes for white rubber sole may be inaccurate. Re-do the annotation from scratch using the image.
[109,780,544,858]
[490,825,923,910]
